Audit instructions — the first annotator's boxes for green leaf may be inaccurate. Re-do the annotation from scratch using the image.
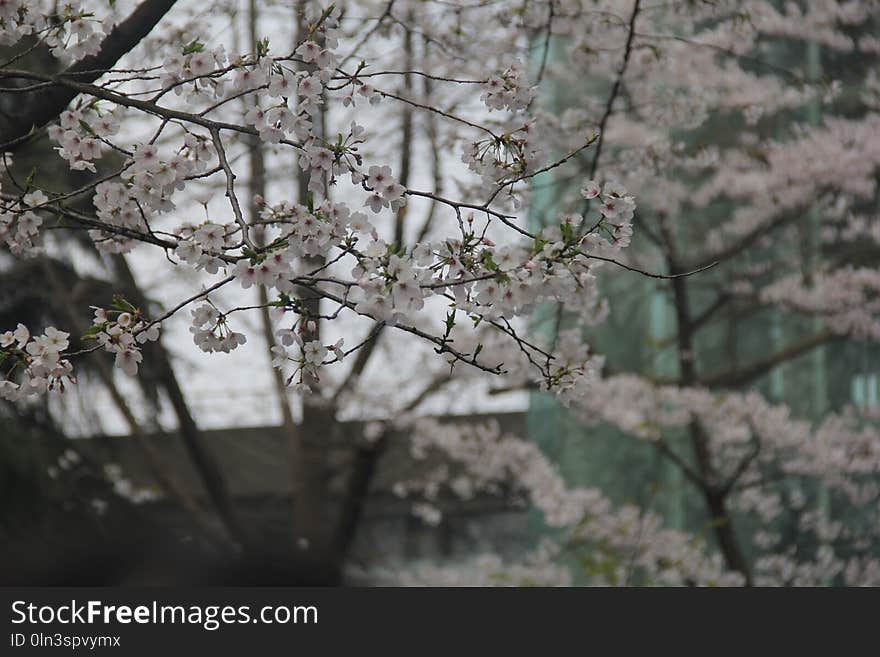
[182,39,205,56]
[560,220,574,243]
[80,324,105,340]
[256,37,270,59]
[78,119,96,136]
[480,250,499,271]
[110,294,138,314]
[444,311,456,332]
[267,237,289,251]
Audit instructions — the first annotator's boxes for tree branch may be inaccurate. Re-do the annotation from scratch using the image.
[700,328,839,388]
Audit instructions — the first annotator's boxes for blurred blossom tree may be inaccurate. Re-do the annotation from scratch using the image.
[0,0,879,585]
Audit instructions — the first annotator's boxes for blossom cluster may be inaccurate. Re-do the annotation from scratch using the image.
[759,267,880,341]
[47,108,118,172]
[0,324,73,401]
[0,1,107,61]
[0,188,46,255]
[575,374,880,585]
[463,122,544,195]
[189,304,246,355]
[86,302,161,377]
[393,418,741,586]
[92,135,214,254]
[480,60,533,112]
